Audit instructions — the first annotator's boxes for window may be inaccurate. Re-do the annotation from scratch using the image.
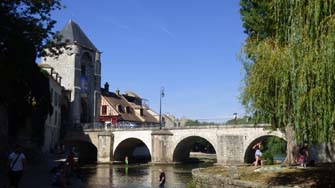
[54,92,58,106]
[126,106,131,114]
[81,64,86,77]
[50,88,54,104]
[117,105,123,113]
[54,111,58,125]
[140,109,144,116]
[102,105,107,115]
[58,94,61,107]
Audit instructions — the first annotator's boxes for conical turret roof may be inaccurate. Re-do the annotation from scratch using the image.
[58,20,97,51]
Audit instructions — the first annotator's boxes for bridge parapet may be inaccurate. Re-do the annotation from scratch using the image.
[80,123,273,132]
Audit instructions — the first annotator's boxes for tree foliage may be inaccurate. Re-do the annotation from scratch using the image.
[0,0,62,144]
[240,0,335,143]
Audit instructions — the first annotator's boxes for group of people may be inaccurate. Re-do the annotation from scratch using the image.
[51,151,83,188]
[252,141,311,169]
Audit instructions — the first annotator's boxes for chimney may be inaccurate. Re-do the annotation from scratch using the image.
[116,89,120,95]
[104,82,109,92]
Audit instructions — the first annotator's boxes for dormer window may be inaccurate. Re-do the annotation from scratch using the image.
[117,105,124,113]
[101,105,107,115]
[126,106,131,114]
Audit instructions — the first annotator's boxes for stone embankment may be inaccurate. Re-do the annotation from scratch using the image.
[191,168,302,188]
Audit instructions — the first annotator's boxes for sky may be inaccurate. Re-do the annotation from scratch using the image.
[51,0,247,121]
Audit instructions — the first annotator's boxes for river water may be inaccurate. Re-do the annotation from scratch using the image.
[81,163,213,188]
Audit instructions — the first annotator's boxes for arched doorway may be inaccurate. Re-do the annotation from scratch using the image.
[114,138,151,163]
[173,136,217,163]
[244,136,287,164]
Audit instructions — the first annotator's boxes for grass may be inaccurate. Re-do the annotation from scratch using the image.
[199,163,335,187]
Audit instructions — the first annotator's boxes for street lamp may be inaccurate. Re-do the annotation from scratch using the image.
[159,87,165,129]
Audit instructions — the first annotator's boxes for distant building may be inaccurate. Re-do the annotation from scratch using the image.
[99,83,159,127]
[41,20,101,127]
[162,114,188,128]
[39,64,63,152]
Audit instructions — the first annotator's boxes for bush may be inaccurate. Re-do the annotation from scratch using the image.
[262,152,274,165]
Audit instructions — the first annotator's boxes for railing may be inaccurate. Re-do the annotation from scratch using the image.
[78,122,160,130]
[78,122,271,131]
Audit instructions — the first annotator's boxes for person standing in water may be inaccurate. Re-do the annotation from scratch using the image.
[159,169,165,188]
[124,156,128,165]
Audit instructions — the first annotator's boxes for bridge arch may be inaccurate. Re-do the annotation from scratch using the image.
[172,136,217,163]
[113,137,151,163]
[244,132,286,163]
[63,132,100,163]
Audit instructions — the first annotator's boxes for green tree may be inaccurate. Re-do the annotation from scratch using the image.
[240,0,275,40]
[240,0,335,164]
[0,0,63,145]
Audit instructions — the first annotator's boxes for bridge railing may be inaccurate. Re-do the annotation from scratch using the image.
[78,122,271,131]
[78,122,161,130]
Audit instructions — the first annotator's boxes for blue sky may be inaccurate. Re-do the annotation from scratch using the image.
[51,0,246,121]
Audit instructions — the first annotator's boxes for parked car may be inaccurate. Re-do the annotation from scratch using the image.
[117,122,140,128]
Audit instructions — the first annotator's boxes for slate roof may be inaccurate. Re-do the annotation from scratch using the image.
[101,90,159,124]
[102,92,141,122]
[57,20,97,51]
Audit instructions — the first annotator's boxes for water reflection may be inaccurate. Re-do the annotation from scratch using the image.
[82,163,212,188]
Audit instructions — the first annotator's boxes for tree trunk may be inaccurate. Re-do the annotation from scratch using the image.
[284,123,299,165]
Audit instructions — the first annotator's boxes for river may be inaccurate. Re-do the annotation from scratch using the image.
[80,163,213,188]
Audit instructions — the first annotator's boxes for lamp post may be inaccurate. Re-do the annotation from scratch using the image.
[159,87,165,129]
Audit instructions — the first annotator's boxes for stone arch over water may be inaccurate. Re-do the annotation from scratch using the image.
[172,136,217,163]
[113,138,151,163]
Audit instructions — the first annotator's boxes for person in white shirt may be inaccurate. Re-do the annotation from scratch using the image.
[8,144,26,188]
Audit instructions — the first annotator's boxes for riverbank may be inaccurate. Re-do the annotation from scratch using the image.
[191,164,335,188]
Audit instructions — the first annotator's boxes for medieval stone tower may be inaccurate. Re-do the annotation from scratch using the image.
[42,20,101,126]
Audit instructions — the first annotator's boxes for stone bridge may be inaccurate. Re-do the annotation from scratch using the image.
[64,124,285,165]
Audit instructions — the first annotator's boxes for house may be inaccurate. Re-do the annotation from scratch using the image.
[99,82,159,127]
[39,64,63,152]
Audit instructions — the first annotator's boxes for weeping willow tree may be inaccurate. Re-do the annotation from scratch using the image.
[240,0,335,163]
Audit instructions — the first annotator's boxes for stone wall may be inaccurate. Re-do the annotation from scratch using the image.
[192,168,295,188]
